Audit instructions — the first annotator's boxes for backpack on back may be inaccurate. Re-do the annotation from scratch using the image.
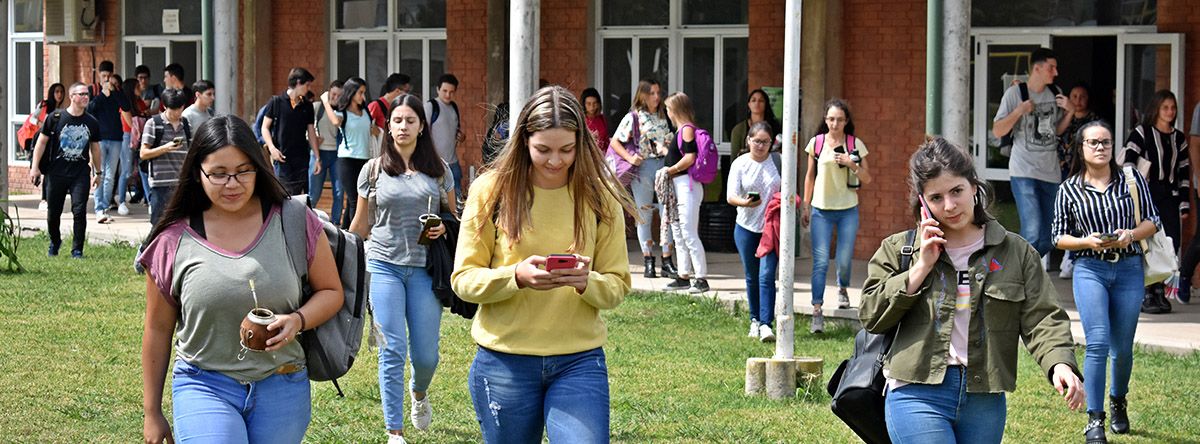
[999,82,1061,156]
[281,198,369,397]
[428,98,461,134]
[37,110,67,172]
[144,114,193,174]
[676,123,719,184]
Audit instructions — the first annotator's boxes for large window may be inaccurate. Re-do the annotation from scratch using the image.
[121,0,203,91]
[972,0,1155,27]
[332,0,446,101]
[7,0,44,164]
[596,0,749,152]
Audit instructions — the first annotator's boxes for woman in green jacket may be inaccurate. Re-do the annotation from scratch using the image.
[860,136,1085,444]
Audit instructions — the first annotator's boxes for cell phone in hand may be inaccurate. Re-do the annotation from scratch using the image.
[918,194,932,221]
[1099,233,1120,242]
[417,214,442,246]
[747,191,760,202]
[172,136,184,146]
[833,146,848,168]
[546,254,579,271]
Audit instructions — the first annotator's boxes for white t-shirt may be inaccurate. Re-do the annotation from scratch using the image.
[727,153,782,233]
[424,98,459,164]
[994,84,1064,183]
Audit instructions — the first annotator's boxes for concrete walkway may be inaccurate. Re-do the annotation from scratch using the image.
[5,193,1198,354]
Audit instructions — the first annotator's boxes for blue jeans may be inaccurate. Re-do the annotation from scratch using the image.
[469,346,610,444]
[630,157,672,256]
[139,161,153,207]
[449,161,464,198]
[118,133,133,204]
[308,150,342,225]
[94,139,124,212]
[1072,256,1144,413]
[367,260,443,431]
[734,224,777,326]
[150,186,175,227]
[170,359,311,443]
[810,206,859,306]
[1009,177,1059,256]
[885,366,1007,444]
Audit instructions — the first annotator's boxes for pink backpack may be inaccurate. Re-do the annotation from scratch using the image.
[676,124,719,184]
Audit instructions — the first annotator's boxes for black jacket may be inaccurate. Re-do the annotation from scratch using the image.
[426,215,478,319]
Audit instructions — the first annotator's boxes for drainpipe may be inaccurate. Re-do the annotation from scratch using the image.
[926,0,943,135]
[202,0,214,81]
[942,0,971,148]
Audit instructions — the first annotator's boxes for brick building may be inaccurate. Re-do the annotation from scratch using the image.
[6,0,1197,258]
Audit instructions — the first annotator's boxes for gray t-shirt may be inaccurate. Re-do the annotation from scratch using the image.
[994,84,1064,183]
[358,163,454,267]
[314,102,338,151]
[424,98,459,164]
[182,104,213,130]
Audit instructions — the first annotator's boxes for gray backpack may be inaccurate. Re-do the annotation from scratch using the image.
[281,197,369,397]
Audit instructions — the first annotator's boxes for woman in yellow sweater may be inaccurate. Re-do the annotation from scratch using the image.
[452,85,636,443]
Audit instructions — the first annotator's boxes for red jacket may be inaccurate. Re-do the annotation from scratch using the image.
[756,192,799,258]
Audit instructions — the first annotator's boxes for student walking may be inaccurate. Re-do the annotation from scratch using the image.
[25,82,66,211]
[139,89,193,226]
[29,83,101,258]
[661,92,710,293]
[311,80,344,224]
[452,86,636,443]
[727,121,782,341]
[348,94,455,444]
[87,60,132,224]
[581,88,609,150]
[802,99,872,332]
[862,136,1084,444]
[182,80,216,129]
[1055,120,1159,443]
[325,77,381,229]
[138,115,343,444]
[424,74,465,197]
[262,68,321,196]
[729,89,782,159]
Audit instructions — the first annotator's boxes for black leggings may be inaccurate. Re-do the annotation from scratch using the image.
[338,157,368,229]
[45,174,90,253]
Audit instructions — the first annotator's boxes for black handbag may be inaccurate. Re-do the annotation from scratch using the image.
[826,230,914,444]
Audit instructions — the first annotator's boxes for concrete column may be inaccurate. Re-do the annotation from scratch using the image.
[926,0,943,135]
[942,0,971,148]
[213,0,238,116]
[241,0,273,120]
[799,0,827,141]
[776,0,803,362]
[824,0,844,100]
[202,0,215,81]
[509,0,539,129]
[486,0,509,125]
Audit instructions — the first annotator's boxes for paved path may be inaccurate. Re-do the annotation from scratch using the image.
[5,193,1197,354]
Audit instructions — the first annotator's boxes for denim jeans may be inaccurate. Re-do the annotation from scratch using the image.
[170,359,311,443]
[1009,177,1059,256]
[809,206,859,306]
[367,259,443,431]
[1072,256,1144,413]
[118,132,133,204]
[150,186,175,227]
[307,150,342,225]
[45,173,89,253]
[448,161,464,198]
[670,174,706,278]
[734,224,777,326]
[139,161,153,208]
[630,157,672,256]
[885,366,1007,444]
[94,139,124,212]
[469,346,610,444]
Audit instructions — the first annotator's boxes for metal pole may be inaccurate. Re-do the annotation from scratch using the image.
[942,0,971,148]
[213,0,238,116]
[0,0,8,201]
[775,0,803,361]
[926,0,943,135]
[202,0,215,81]
[509,0,539,130]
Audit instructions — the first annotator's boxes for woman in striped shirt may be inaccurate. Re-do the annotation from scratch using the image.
[1053,120,1160,443]
[1117,90,1187,314]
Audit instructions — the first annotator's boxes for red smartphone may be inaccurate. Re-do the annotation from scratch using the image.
[546,254,579,271]
[918,194,932,221]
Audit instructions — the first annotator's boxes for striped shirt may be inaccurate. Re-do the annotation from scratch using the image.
[1118,125,1190,213]
[1051,168,1161,260]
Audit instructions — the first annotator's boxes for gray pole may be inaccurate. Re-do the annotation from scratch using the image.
[926,0,943,135]
[213,0,238,116]
[509,0,539,130]
[202,0,215,81]
[775,0,803,360]
[1,0,8,201]
[941,0,971,148]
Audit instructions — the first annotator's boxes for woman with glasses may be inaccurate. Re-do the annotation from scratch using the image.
[1054,120,1159,443]
[138,115,344,443]
[802,99,872,333]
[727,121,782,341]
[1117,90,1188,314]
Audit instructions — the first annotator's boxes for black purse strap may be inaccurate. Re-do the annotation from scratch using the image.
[882,229,918,352]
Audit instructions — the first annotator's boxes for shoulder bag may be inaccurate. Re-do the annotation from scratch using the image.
[1124,166,1177,285]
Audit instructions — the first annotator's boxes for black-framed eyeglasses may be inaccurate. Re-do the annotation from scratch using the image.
[200,169,257,185]
[749,138,772,146]
[1083,139,1114,150]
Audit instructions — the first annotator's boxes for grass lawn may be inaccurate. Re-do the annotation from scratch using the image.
[3,236,1200,442]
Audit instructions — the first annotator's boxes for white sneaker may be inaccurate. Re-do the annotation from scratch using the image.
[759,324,776,342]
[410,393,432,431]
[810,309,825,334]
[96,211,113,224]
[37,200,47,211]
[117,202,130,216]
[748,320,761,338]
[1041,253,1051,271]
[1059,257,1074,279]
[387,433,407,444]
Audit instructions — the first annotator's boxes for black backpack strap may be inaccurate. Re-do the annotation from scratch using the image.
[181,117,192,141]
[899,229,917,272]
[429,98,441,125]
[450,101,460,132]
[152,115,165,148]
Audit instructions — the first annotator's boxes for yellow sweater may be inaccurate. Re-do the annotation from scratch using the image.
[451,174,631,356]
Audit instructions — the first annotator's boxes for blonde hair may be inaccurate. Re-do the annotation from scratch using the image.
[664,91,696,125]
[473,85,637,251]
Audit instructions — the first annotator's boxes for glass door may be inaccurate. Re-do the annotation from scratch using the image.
[972,34,1051,181]
[1115,33,1185,143]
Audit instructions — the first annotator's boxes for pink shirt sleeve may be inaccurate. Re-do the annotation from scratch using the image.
[136,222,188,308]
[304,205,323,267]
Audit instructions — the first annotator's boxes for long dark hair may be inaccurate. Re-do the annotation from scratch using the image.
[333,76,368,113]
[581,87,603,118]
[908,136,993,225]
[121,79,140,109]
[145,115,290,243]
[747,89,780,130]
[44,83,65,111]
[1140,89,1177,130]
[1068,120,1120,181]
[382,93,446,178]
[815,98,856,137]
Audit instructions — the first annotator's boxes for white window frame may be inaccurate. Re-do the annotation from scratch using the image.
[594,0,748,153]
[329,1,447,101]
[119,0,204,88]
[6,1,42,166]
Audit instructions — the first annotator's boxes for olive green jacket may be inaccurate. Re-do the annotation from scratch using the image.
[859,220,1080,393]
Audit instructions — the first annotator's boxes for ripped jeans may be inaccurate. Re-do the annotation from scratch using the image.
[468,346,609,444]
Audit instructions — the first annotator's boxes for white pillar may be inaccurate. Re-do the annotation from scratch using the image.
[941,0,971,148]
[213,0,238,116]
[509,0,540,129]
[1,1,8,201]
[775,0,803,360]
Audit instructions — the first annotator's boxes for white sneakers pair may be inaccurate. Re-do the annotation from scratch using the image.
[387,393,432,444]
[747,320,775,342]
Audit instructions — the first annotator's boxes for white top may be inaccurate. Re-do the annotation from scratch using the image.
[424,98,459,164]
[726,154,782,233]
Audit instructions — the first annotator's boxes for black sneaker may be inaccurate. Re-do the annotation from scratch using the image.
[48,243,61,257]
[688,278,710,293]
[70,249,84,259]
[664,278,690,291]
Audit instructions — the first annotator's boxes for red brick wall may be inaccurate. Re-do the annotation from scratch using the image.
[446,0,489,176]
[748,0,785,91]
[843,0,927,258]
[70,0,120,84]
[268,0,328,93]
[539,0,589,93]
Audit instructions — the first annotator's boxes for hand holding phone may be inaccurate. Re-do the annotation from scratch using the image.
[545,254,579,271]
[417,214,442,245]
[172,136,184,146]
[1098,233,1120,242]
[747,191,760,204]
